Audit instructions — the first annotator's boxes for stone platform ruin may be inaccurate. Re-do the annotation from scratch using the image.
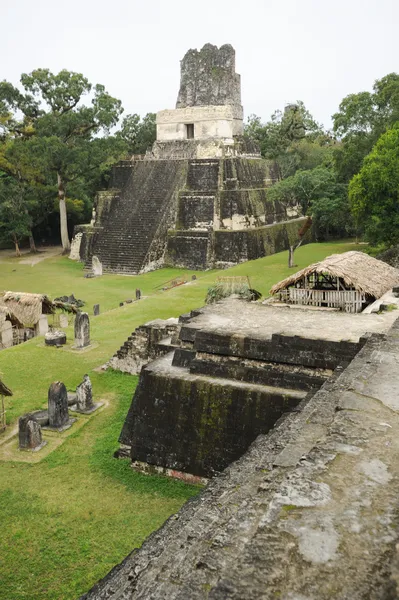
[81,314,399,599]
[72,44,306,274]
[118,299,399,479]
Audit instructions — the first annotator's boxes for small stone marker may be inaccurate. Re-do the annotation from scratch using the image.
[72,374,103,414]
[74,312,90,348]
[119,302,124,307]
[92,255,103,276]
[76,374,93,412]
[19,414,46,451]
[93,304,100,316]
[48,381,70,430]
[35,315,49,336]
[126,299,132,304]
[135,289,141,300]
[59,313,68,328]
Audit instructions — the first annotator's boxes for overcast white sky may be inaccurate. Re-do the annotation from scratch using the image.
[2,0,397,128]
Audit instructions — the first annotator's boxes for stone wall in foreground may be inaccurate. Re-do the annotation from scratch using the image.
[81,318,399,600]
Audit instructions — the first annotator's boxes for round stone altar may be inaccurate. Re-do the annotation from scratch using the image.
[45,330,67,346]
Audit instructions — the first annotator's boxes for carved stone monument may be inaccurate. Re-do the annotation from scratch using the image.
[92,255,103,276]
[74,312,90,348]
[47,381,74,431]
[93,304,100,316]
[19,414,46,451]
[73,374,102,413]
[45,330,67,346]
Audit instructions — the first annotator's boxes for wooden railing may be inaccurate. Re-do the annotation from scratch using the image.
[278,288,365,313]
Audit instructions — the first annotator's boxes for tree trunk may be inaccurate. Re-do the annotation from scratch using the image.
[13,235,21,257]
[288,239,303,268]
[288,246,295,268]
[58,172,70,254]
[29,231,38,253]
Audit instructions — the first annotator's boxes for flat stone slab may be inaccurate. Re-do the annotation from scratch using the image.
[70,402,103,415]
[19,440,47,452]
[42,417,76,433]
[182,298,399,343]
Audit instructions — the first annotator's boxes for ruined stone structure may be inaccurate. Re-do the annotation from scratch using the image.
[73,44,306,274]
[108,318,179,375]
[119,300,397,480]
[82,307,399,599]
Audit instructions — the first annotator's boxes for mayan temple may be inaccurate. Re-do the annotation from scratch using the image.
[73,44,306,273]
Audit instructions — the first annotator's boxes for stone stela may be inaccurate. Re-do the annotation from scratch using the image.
[45,381,76,432]
[18,414,46,451]
[74,312,90,349]
[72,374,103,414]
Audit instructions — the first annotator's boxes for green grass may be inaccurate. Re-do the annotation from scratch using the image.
[0,240,357,599]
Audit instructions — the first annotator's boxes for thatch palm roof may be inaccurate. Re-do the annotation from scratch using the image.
[0,378,12,397]
[0,305,23,328]
[0,292,54,326]
[270,251,399,299]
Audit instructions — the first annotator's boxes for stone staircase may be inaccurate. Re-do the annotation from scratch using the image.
[85,160,186,273]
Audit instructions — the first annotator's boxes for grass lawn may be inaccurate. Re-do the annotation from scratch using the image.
[0,240,356,600]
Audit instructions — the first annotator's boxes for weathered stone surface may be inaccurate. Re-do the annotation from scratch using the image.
[81,317,399,600]
[18,414,45,450]
[123,353,306,477]
[108,318,179,375]
[92,255,103,276]
[0,320,13,349]
[119,299,397,479]
[69,231,83,260]
[74,312,90,348]
[34,315,48,336]
[47,381,69,429]
[59,313,68,328]
[45,330,67,346]
[93,304,100,316]
[176,43,241,110]
[30,409,49,426]
[74,375,95,413]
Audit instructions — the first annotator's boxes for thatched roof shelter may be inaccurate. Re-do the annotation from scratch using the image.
[0,292,54,326]
[0,305,23,328]
[270,252,399,313]
[0,292,79,327]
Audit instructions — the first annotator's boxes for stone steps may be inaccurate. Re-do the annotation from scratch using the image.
[86,160,186,273]
[188,351,331,392]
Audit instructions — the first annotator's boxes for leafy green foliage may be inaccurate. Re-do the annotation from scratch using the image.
[349,125,399,247]
[267,166,352,239]
[118,112,156,155]
[0,69,125,250]
[0,175,31,253]
[333,72,399,181]
[245,102,330,180]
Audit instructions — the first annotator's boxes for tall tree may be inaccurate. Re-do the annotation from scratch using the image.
[0,175,31,255]
[0,70,124,252]
[332,72,399,181]
[349,124,399,248]
[245,102,327,180]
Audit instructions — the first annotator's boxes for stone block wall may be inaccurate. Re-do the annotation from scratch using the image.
[76,156,302,273]
[119,306,365,479]
[108,319,179,375]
